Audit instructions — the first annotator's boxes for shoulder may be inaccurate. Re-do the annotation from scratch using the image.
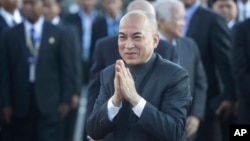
[64,13,79,21]
[197,6,225,22]
[95,36,118,51]
[234,19,250,30]
[93,17,106,26]
[155,54,188,76]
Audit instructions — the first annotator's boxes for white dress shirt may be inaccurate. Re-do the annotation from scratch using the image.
[0,8,22,27]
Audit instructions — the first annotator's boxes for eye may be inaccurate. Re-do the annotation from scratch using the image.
[133,36,143,41]
[118,35,126,41]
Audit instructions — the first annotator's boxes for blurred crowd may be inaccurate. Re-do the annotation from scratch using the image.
[0,0,249,141]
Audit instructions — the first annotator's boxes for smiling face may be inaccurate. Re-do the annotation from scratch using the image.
[118,12,159,66]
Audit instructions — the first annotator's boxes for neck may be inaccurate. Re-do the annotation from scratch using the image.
[83,8,93,15]
[161,30,174,42]
[4,8,15,15]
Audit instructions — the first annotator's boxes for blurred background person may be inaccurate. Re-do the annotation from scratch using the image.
[236,0,250,22]
[90,0,123,60]
[65,0,100,86]
[43,0,82,141]
[212,0,238,29]
[232,18,250,124]
[0,0,73,140]
[181,0,237,140]
[155,0,207,141]
[0,0,23,140]
[0,0,22,37]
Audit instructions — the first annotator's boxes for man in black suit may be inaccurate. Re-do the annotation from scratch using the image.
[87,10,192,141]
[90,0,123,59]
[155,0,207,141]
[87,0,176,127]
[0,0,23,140]
[43,0,82,140]
[212,0,238,29]
[181,0,237,140]
[0,0,73,140]
[65,0,99,85]
[232,19,250,124]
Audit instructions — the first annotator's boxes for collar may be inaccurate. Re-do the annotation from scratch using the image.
[51,16,60,25]
[105,13,122,25]
[228,20,236,29]
[0,8,22,27]
[159,32,177,46]
[78,9,97,20]
[185,1,200,21]
[126,53,157,75]
[24,16,44,42]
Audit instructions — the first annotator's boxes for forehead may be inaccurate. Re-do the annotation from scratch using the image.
[119,15,148,34]
[23,0,41,3]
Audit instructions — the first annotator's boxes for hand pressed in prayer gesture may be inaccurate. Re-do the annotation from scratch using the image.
[114,60,141,107]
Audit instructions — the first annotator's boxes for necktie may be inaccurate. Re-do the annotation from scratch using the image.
[30,27,36,47]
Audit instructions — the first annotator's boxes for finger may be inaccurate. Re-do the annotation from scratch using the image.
[186,121,192,135]
[216,104,223,115]
[127,68,133,79]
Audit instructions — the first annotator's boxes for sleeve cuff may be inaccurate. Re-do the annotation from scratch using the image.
[107,98,122,121]
[132,98,146,117]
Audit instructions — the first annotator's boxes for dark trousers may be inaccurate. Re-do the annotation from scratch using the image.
[11,85,60,141]
[195,117,222,141]
[60,108,78,141]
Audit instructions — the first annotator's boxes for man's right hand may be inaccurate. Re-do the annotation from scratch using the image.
[2,107,12,124]
[112,61,124,106]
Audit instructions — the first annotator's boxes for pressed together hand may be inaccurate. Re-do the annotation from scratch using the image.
[112,60,141,107]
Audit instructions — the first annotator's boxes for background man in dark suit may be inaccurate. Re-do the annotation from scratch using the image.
[155,0,207,141]
[65,0,99,85]
[0,0,22,140]
[232,19,250,124]
[43,0,82,141]
[181,0,237,140]
[0,0,73,140]
[87,10,192,141]
[212,0,238,29]
[90,0,123,59]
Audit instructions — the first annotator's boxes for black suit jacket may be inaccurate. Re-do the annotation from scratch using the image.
[87,53,192,141]
[64,13,100,84]
[232,19,250,122]
[87,36,176,118]
[1,21,72,117]
[0,15,10,99]
[57,19,82,95]
[186,6,236,117]
[90,18,108,59]
[175,37,207,120]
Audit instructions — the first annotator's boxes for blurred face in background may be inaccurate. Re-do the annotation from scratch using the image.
[77,0,97,13]
[212,0,237,22]
[102,0,123,19]
[158,7,185,40]
[43,0,60,21]
[181,0,197,8]
[1,0,18,13]
[22,0,43,23]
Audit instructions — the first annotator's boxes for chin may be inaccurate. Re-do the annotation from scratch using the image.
[124,60,138,66]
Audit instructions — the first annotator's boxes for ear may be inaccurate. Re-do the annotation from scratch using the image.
[153,33,160,49]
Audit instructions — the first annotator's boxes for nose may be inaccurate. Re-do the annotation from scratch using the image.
[124,39,135,49]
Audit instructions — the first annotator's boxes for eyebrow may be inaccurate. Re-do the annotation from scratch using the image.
[118,32,143,36]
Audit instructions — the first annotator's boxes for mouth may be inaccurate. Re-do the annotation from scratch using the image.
[125,52,137,58]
